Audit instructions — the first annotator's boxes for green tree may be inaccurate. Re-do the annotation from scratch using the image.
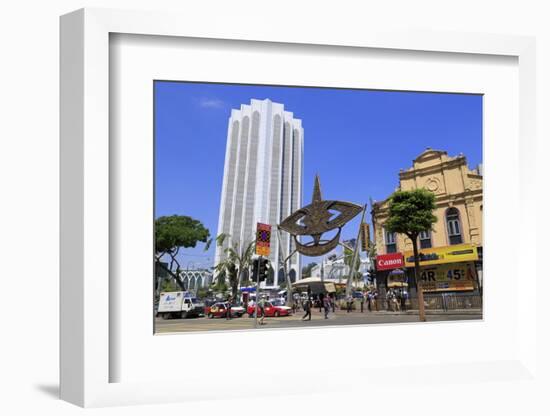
[196,286,210,299]
[385,189,437,322]
[301,262,317,278]
[154,215,210,294]
[211,271,229,294]
[212,233,256,302]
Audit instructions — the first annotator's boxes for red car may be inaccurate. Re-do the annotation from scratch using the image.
[206,302,245,318]
[247,300,292,317]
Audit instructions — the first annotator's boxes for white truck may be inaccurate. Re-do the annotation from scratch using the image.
[157,291,205,319]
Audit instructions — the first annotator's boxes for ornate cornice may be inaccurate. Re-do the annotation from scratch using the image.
[399,156,467,180]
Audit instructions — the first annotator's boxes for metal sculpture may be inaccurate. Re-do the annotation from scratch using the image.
[279,175,362,256]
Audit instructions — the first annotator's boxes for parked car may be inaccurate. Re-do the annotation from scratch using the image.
[247,301,292,317]
[206,302,245,318]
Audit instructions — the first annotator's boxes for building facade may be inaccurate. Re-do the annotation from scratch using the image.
[371,149,483,294]
[215,99,303,288]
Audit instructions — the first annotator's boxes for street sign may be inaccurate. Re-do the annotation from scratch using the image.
[255,223,271,256]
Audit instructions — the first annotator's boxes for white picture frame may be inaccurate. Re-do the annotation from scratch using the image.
[60,7,539,408]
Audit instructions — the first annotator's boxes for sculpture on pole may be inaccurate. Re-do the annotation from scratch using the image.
[279,175,362,256]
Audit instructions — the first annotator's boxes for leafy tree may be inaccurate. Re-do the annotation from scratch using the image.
[213,233,256,302]
[385,189,437,322]
[154,215,210,294]
[211,272,228,294]
[301,262,317,278]
[160,277,180,293]
[196,286,210,299]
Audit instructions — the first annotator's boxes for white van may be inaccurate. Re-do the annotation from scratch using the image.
[157,291,205,319]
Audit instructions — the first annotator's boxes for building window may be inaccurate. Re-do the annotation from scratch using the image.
[419,230,432,249]
[446,207,463,245]
[385,229,397,253]
[289,269,296,283]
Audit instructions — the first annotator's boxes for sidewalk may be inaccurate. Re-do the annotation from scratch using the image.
[299,308,482,319]
[365,308,482,316]
[308,308,482,316]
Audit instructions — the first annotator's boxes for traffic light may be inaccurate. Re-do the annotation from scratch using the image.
[252,257,269,282]
[252,258,259,281]
[258,258,269,282]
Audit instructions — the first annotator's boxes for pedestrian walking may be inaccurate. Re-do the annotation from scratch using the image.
[258,297,266,325]
[318,293,324,313]
[346,294,353,313]
[401,289,408,312]
[386,289,394,311]
[302,297,312,321]
[226,298,232,320]
[367,291,372,312]
[323,293,331,319]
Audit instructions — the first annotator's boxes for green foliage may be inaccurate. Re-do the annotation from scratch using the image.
[155,215,210,254]
[196,287,210,299]
[301,262,317,278]
[385,189,437,239]
[213,234,256,301]
[160,278,180,293]
[211,274,228,293]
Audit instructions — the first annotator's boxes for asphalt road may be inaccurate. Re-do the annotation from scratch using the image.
[155,309,482,334]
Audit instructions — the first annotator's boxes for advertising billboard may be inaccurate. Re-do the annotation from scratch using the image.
[404,243,478,267]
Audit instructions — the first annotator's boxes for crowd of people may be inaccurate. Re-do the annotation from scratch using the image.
[298,287,410,320]
[222,287,411,324]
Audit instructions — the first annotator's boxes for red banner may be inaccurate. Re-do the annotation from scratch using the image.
[255,223,271,256]
[376,253,404,271]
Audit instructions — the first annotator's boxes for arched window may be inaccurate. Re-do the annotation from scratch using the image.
[419,230,432,249]
[278,268,286,287]
[385,229,397,253]
[289,269,296,283]
[446,208,463,245]
[266,268,275,286]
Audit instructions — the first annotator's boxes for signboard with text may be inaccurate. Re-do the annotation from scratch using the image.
[376,253,404,271]
[404,243,478,267]
[419,262,477,292]
[255,223,271,256]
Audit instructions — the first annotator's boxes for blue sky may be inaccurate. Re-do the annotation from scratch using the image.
[155,81,482,269]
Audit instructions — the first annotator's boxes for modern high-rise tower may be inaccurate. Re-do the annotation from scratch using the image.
[215,99,303,288]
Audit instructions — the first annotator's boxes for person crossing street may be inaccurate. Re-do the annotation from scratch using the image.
[302,297,312,321]
[323,293,331,319]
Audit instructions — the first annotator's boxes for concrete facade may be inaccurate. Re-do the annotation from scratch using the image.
[215,99,303,288]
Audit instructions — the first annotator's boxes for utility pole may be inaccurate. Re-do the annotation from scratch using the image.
[254,256,261,328]
[345,204,368,298]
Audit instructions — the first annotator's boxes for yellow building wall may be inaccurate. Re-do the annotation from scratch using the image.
[372,149,482,254]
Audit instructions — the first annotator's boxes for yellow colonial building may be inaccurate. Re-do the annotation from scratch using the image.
[371,149,483,294]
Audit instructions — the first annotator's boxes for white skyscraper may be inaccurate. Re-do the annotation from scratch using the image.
[215,99,303,288]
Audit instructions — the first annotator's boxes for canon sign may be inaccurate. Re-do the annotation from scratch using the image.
[376,253,404,271]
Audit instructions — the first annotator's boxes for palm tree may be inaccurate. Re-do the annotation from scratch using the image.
[208,233,256,302]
